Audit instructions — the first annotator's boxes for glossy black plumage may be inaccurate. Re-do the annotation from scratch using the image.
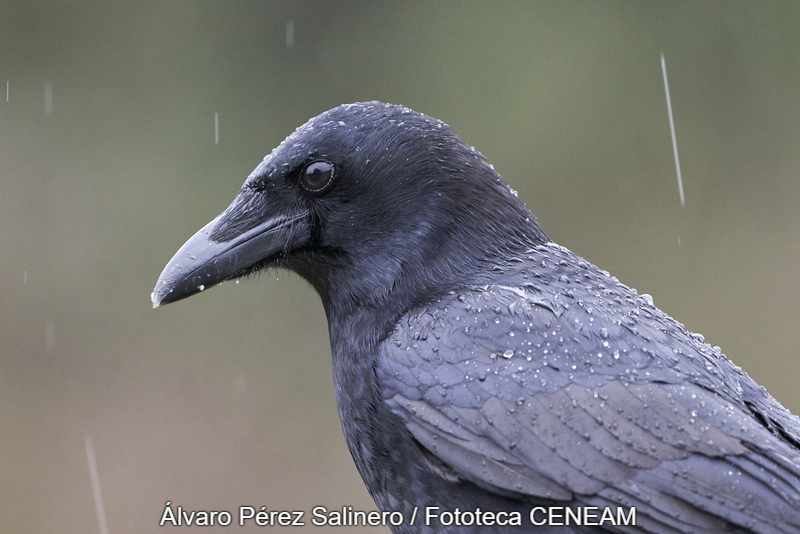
[153,102,800,533]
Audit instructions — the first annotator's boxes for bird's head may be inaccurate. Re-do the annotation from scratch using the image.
[152,102,547,315]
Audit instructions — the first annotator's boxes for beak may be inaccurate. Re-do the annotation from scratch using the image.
[152,211,310,308]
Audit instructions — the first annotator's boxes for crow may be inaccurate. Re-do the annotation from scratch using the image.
[153,102,800,533]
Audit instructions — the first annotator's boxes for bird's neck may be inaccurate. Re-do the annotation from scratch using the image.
[325,302,401,494]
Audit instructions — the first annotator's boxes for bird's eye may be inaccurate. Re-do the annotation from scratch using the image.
[301,161,334,192]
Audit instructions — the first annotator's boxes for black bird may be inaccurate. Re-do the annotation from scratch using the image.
[153,102,800,533]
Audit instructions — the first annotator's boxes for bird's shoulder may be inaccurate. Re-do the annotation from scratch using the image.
[379,242,750,405]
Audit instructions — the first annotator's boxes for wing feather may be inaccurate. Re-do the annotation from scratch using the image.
[379,275,800,532]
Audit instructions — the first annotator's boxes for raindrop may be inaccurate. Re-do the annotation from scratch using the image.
[661,54,685,207]
[286,20,294,48]
[44,80,53,118]
[85,436,110,534]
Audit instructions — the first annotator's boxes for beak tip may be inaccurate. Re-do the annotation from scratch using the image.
[151,277,178,308]
[151,288,166,308]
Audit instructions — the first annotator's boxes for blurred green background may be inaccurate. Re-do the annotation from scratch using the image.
[2,1,799,532]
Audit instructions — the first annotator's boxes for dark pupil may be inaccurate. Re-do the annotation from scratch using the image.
[303,162,332,191]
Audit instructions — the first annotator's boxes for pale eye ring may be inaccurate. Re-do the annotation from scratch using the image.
[301,161,334,192]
